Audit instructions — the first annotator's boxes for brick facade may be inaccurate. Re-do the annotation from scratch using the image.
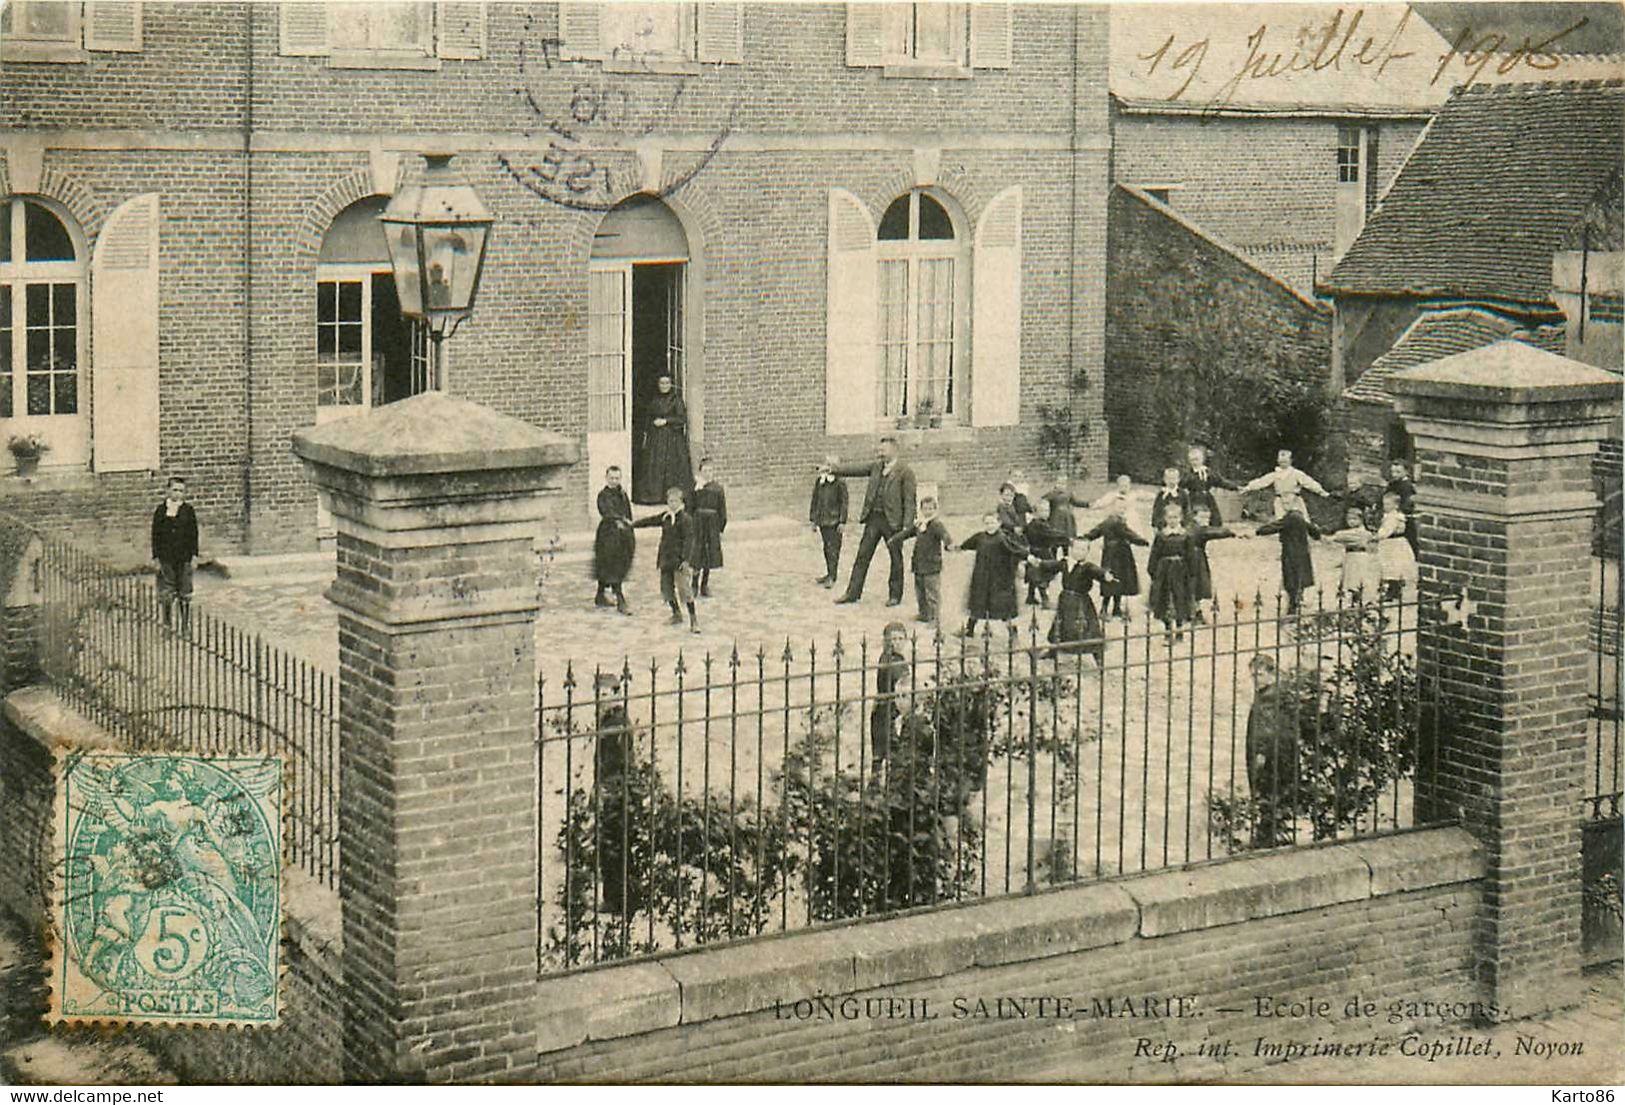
[1104,185,1332,484]
[1112,113,1426,295]
[0,2,1111,555]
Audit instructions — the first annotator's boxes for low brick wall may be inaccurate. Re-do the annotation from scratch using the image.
[534,830,1484,1083]
[1,686,1486,1084]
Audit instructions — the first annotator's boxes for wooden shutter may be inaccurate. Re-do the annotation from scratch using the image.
[971,185,1021,428]
[696,3,743,63]
[826,189,877,436]
[968,3,1011,68]
[437,1,484,59]
[280,2,329,55]
[91,194,161,473]
[557,2,602,61]
[84,1,142,51]
[846,3,883,67]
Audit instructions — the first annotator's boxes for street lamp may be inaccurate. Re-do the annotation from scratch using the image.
[378,152,493,393]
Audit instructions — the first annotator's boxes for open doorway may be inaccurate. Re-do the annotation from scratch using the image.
[586,195,693,511]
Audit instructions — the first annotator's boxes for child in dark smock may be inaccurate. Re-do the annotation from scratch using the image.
[1147,502,1196,639]
[1083,508,1148,622]
[1256,507,1322,614]
[1023,497,1065,608]
[687,457,727,598]
[1186,504,1235,624]
[959,513,1030,637]
[1032,548,1112,664]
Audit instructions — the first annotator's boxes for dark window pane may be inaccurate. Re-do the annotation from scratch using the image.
[918,194,953,239]
[24,202,75,262]
[26,283,48,319]
[338,281,363,319]
[52,282,75,320]
[317,324,336,358]
[26,373,49,415]
[878,196,910,240]
[0,377,11,419]
[53,328,76,370]
[0,283,10,327]
[26,328,48,370]
[318,282,336,322]
[0,204,10,263]
[54,372,76,414]
[338,322,362,357]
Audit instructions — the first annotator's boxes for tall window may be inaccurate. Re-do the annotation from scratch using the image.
[1336,125,1363,183]
[0,198,84,423]
[876,191,966,422]
[315,197,429,418]
[882,3,967,65]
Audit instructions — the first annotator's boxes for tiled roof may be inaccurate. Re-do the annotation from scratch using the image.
[1324,80,1625,304]
[1342,307,1567,405]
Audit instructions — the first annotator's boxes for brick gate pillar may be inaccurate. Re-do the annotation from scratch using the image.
[1392,342,1621,1016]
[293,393,577,1083]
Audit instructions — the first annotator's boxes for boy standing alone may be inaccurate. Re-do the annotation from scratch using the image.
[151,476,199,631]
[809,456,848,588]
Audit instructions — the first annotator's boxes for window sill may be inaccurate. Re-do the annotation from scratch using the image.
[1,41,89,63]
[877,424,977,448]
[601,54,702,76]
[0,466,96,494]
[328,49,441,71]
[881,63,972,80]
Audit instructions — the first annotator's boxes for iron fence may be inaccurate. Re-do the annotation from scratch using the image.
[537,587,1438,974]
[27,528,339,889]
[1589,554,1622,820]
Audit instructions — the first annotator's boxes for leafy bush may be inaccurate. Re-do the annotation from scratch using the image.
[1036,368,1093,483]
[1208,602,1419,849]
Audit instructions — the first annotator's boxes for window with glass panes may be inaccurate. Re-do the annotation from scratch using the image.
[881,3,966,64]
[1336,125,1363,183]
[316,279,366,406]
[876,190,965,422]
[0,198,83,420]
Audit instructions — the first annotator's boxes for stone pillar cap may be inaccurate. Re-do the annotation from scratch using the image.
[290,392,577,477]
[1390,341,1623,405]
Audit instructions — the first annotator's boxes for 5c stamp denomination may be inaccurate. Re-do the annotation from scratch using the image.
[51,752,283,1027]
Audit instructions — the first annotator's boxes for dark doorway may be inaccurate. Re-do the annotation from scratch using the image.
[370,271,423,405]
[630,262,687,502]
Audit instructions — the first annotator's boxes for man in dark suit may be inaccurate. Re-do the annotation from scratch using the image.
[831,437,917,606]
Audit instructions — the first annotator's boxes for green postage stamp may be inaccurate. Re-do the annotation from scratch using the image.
[51,752,283,1026]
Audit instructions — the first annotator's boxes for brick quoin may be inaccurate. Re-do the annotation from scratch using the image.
[1392,344,1620,1016]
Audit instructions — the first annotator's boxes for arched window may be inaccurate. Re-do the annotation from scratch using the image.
[315,195,428,419]
[875,189,967,422]
[0,197,88,461]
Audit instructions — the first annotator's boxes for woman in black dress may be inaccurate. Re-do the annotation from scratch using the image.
[635,374,695,505]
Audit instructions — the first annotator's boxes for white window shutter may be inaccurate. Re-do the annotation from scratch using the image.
[845,3,883,67]
[826,189,877,436]
[437,1,485,59]
[971,185,1021,428]
[968,3,1011,68]
[558,2,602,61]
[280,2,329,55]
[91,193,162,473]
[84,1,142,51]
[695,3,743,63]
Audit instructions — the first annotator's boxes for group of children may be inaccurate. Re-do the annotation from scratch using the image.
[591,458,727,635]
[591,444,1421,647]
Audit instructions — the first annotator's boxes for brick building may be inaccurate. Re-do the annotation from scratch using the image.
[1108,3,1448,295]
[1104,184,1331,485]
[1320,79,1625,489]
[0,2,1110,554]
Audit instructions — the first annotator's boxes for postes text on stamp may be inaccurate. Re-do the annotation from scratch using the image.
[51,752,283,1026]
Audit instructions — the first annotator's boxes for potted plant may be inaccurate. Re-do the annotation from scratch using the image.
[8,433,49,476]
[914,397,936,430]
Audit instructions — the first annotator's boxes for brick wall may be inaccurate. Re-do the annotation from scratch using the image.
[3,2,1111,553]
[1105,185,1332,484]
[1112,115,1428,294]
[531,831,1484,1083]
